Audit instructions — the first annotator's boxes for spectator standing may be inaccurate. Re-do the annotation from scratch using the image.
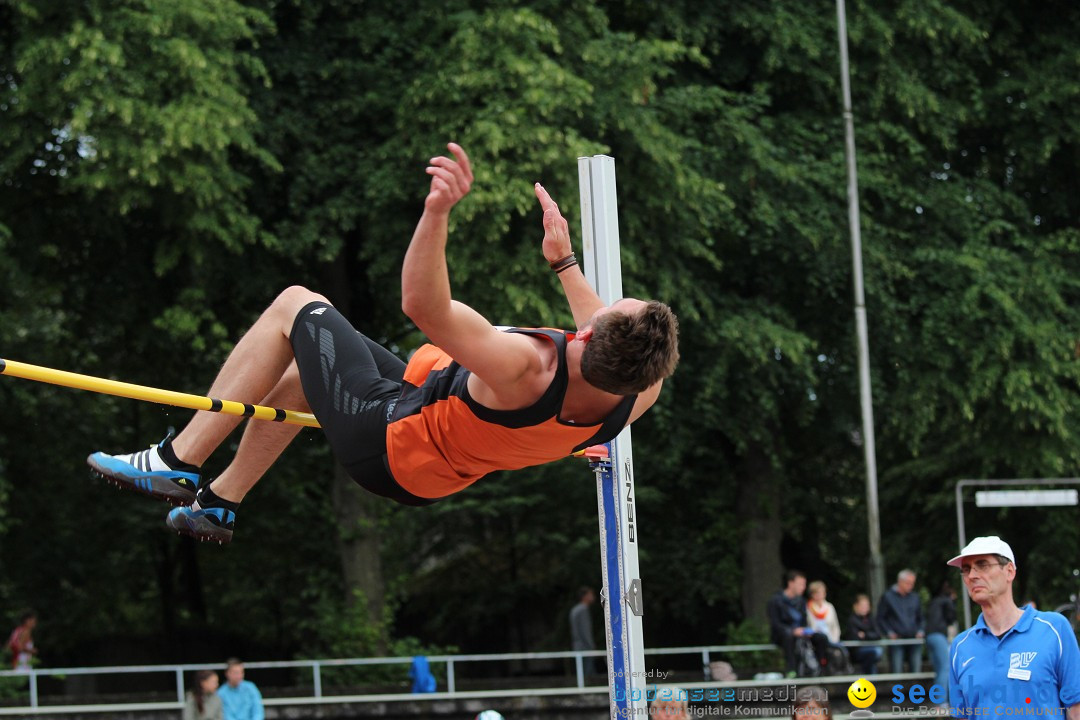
[767,570,828,677]
[948,536,1080,717]
[183,670,223,720]
[846,594,884,674]
[570,587,598,675]
[877,569,924,673]
[6,611,37,671]
[217,658,263,720]
[925,581,957,693]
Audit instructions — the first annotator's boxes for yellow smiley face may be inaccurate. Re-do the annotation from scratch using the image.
[847,678,877,708]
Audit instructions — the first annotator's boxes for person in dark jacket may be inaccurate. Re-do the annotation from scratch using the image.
[767,570,828,676]
[845,593,884,674]
[877,569,925,673]
[570,587,598,675]
[925,581,957,691]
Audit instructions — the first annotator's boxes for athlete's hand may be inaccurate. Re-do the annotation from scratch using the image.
[424,143,473,214]
[534,183,572,262]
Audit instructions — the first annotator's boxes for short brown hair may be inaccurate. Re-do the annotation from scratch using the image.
[581,300,679,395]
[793,686,831,720]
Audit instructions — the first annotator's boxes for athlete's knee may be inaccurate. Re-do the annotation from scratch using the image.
[273,286,330,316]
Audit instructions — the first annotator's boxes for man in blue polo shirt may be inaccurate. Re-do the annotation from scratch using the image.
[948,536,1080,719]
[218,658,263,720]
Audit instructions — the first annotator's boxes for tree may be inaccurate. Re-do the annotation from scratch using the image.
[2,0,1079,666]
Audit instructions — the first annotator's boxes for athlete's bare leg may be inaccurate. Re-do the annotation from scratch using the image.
[206,360,308,503]
[170,285,328,466]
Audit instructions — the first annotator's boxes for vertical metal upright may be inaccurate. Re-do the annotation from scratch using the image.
[578,155,647,718]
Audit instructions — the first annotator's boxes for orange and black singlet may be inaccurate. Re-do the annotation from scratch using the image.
[386,328,637,500]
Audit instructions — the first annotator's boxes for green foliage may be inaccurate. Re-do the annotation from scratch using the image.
[1,0,277,270]
[295,588,454,690]
[724,619,783,675]
[1,0,1079,671]
[0,676,30,702]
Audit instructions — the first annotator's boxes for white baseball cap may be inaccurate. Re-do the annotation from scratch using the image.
[947,536,1016,568]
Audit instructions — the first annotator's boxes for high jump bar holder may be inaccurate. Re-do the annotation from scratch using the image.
[579,155,647,718]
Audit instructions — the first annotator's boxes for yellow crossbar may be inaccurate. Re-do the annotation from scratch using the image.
[0,358,320,428]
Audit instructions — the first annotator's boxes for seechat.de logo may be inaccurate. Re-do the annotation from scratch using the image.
[848,678,877,709]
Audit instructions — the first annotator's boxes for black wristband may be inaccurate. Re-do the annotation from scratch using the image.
[555,260,578,274]
[549,253,577,273]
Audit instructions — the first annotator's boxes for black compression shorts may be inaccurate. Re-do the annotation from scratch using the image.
[290,301,435,506]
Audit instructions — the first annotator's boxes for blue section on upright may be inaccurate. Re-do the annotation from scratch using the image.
[594,441,629,715]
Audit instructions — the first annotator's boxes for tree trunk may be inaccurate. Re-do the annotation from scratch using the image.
[737,445,783,623]
[331,462,387,653]
[323,246,388,653]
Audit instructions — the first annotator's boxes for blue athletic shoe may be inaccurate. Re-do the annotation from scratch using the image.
[166,504,234,544]
[87,434,201,506]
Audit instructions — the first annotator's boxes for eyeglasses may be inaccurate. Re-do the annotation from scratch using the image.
[960,559,1008,576]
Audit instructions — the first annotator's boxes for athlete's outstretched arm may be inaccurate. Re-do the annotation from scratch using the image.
[534,183,605,329]
[402,144,541,393]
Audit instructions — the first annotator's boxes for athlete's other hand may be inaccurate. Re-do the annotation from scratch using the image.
[534,183,572,262]
[425,143,473,214]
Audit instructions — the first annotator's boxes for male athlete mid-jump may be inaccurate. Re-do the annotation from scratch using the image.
[88,144,679,542]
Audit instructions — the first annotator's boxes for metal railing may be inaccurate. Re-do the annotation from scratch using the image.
[0,639,929,715]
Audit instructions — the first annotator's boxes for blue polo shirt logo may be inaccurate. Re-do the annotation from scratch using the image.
[1011,652,1037,669]
[1008,652,1037,681]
